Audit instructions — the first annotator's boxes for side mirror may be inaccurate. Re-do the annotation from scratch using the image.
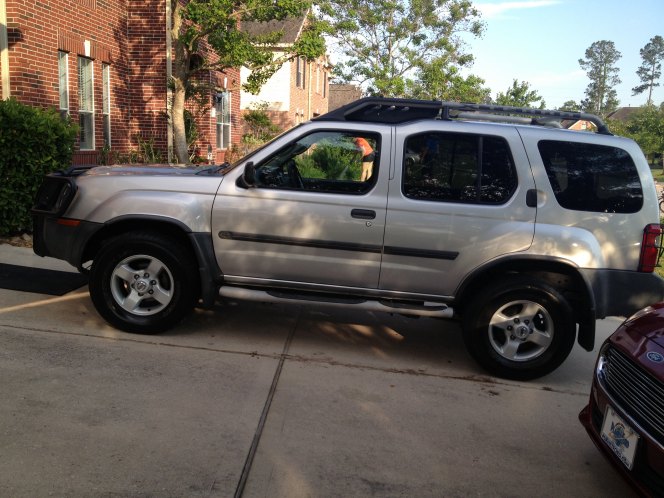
[238,162,256,188]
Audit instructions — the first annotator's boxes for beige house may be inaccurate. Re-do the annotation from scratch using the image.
[240,16,331,134]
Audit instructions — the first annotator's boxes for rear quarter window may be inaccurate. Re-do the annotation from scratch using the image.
[538,140,643,213]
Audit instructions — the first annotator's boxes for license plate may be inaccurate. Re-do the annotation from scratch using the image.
[600,406,640,470]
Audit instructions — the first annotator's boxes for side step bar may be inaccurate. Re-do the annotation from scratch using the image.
[219,286,454,318]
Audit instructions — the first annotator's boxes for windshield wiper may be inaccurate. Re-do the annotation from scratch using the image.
[195,162,231,175]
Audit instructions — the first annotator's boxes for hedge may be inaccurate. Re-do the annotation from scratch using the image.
[0,98,78,235]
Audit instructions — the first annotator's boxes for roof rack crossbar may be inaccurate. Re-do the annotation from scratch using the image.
[315,97,611,135]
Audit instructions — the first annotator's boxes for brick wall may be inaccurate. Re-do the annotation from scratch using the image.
[6,0,132,163]
[126,0,168,155]
[4,0,240,164]
[289,56,330,126]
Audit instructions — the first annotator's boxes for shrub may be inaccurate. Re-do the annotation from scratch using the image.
[243,102,281,142]
[0,98,78,235]
[295,143,360,180]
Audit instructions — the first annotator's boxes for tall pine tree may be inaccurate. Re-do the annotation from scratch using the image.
[579,40,621,117]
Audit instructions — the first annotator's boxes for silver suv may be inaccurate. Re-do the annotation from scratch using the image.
[32,98,664,379]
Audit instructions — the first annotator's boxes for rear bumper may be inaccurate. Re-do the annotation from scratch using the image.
[581,268,664,318]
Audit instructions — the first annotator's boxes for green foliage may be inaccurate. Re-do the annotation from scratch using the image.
[0,98,78,235]
[295,143,360,180]
[495,79,545,108]
[242,102,281,142]
[579,40,622,117]
[170,1,326,162]
[184,110,200,162]
[408,63,491,103]
[633,35,664,105]
[137,137,166,163]
[558,100,582,112]
[321,0,484,97]
[607,105,664,162]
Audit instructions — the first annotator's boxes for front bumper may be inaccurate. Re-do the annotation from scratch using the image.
[580,378,664,497]
[33,214,102,270]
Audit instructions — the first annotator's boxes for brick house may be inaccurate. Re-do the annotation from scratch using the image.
[240,16,330,137]
[0,0,240,165]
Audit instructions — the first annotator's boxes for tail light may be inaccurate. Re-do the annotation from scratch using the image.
[638,224,663,272]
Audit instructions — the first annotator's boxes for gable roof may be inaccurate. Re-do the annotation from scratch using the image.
[242,16,306,45]
[606,107,640,121]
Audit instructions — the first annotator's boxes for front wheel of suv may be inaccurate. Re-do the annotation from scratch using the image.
[462,277,576,380]
[89,231,199,334]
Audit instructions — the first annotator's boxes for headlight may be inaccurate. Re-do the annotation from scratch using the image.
[596,342,610,381]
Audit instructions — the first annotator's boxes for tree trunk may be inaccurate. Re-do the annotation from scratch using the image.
[171,77,189,165]
[170,1,189,165]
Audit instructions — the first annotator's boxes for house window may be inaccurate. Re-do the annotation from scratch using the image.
[296,57,306,89]
[316,64,320,94]
[58,51,69,118]
[102,63,111,147]
[78,56,94,150]
[216,91,231,149]
[323,71,327,98]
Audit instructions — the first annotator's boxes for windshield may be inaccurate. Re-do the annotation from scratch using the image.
[229,124,307,169]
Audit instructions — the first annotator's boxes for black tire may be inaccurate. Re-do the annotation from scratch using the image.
[89,231,199,334]
[461,277,576,380]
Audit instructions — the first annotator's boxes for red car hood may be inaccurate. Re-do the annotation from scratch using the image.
[610,303,664,375]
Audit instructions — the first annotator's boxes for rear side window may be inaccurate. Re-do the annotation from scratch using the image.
[538,140,643,213]
[403,133,517,204]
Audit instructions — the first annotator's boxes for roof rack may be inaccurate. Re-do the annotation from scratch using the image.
[314,97,612,135]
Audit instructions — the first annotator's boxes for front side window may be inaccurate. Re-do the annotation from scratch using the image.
[253,131,380,195]
[538,140,643,213]
[102,63,111,147]
[77,56,94,150]
[58,51,69,118]
[216,91,231,149]
[403,132,517,204]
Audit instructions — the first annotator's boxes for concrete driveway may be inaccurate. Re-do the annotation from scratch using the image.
[0,245,637,497]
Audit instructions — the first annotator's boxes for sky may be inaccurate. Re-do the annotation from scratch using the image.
[463,0,664,109]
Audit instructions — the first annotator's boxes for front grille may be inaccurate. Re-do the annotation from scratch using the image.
[32,176,77,217]
[603,346,664,447]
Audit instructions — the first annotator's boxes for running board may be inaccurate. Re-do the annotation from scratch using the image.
[219,286,454,318]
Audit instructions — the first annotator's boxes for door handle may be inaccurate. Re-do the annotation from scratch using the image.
[351,209,376,220]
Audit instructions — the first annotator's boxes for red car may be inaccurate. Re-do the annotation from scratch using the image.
[579,303,664,496]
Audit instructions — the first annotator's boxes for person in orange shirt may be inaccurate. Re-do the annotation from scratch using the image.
[354,137,375,181]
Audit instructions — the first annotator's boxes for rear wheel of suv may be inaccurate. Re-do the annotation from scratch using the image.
[462,277,576,380]
[89,231,199,334]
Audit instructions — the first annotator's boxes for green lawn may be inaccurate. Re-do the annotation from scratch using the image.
[655,214,664,278]
[653,163,664,276]
[651,164,664,183]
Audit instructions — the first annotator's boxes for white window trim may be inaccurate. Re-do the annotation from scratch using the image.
[216,91,231,150]
[102,63,111,147]
[316,64,320,94]
[58,51,69,116]
[78,56,95,150]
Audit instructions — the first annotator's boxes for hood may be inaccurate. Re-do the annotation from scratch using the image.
[609,303,664,375]
[83,164,232,177]
[618,303,664,348]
